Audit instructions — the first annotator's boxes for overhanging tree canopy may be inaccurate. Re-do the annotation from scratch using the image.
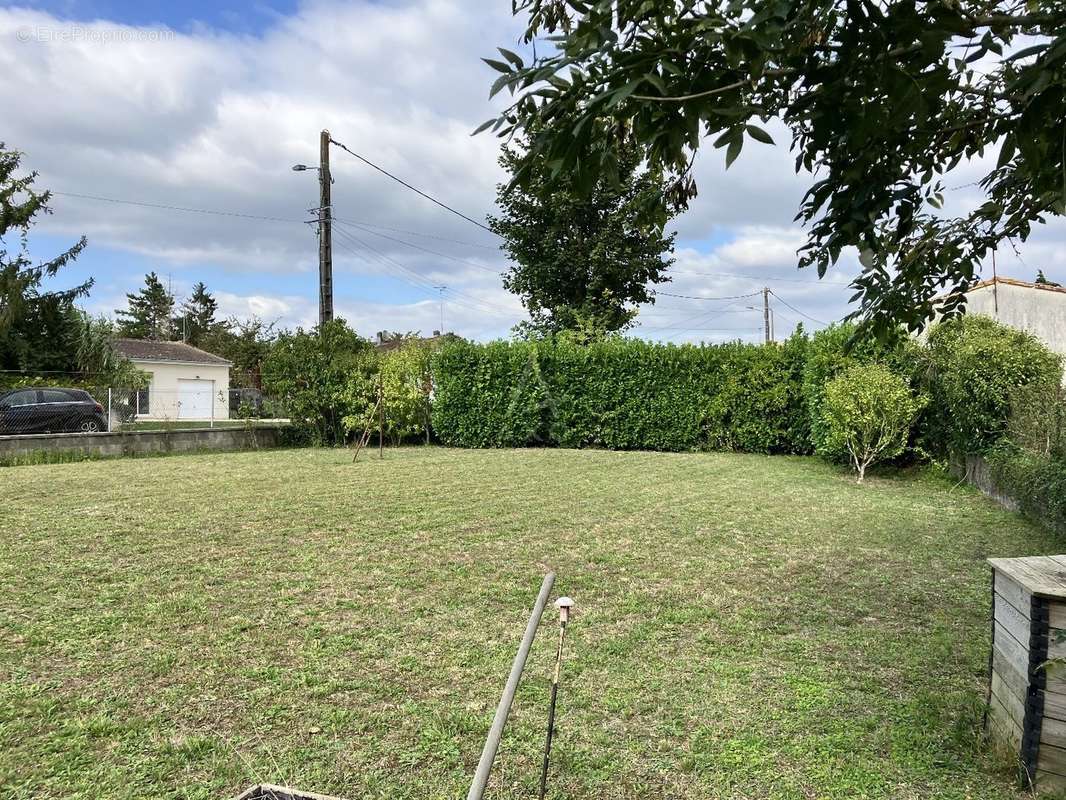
[482,1,1065,337]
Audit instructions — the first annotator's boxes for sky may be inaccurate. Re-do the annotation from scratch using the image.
[2,0,1063,345]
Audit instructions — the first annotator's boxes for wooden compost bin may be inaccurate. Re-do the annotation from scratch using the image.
[988,555,1066,791]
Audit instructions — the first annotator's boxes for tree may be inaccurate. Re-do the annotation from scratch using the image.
[1036,270,1062,287]
[178,281,218,346]
[0,144,90,372]
[483,2,1066,338]
[201,317,277,388]
[820,363,924,483]
[261,319,376,445]
[116,272,174,340]
[488,135,675,336]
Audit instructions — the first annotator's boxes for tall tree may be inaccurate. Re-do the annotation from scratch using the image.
[488,135,675,337]
[483,1,1066,338]
[0,145,90,372]
[178,281,218,347]
[116,272,174,341]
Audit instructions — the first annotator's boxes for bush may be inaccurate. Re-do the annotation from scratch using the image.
[819,363,925,482]
[986,443,1066,535]
[432,335,810,453]
[925,315,1063,455]
[803,323,921,455]
[262,319,377,445]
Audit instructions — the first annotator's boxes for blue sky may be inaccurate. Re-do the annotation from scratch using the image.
[1,0,298,34]
[3,0,1061,342]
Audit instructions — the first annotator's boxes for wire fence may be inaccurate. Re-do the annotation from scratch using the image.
[0,385,288,437]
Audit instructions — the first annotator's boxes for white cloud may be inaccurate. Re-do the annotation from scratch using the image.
[1,2,1062,343]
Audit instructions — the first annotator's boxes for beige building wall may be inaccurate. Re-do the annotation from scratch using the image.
[132,360,231,420]
[965,282,1066,363]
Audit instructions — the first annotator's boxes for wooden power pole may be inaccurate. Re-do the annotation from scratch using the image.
[762,286,771,344]
[318,129,334,327]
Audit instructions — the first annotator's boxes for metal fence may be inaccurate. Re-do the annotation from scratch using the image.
[0,385,288,437]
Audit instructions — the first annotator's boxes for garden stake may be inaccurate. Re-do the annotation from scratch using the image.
[538,595,574,800]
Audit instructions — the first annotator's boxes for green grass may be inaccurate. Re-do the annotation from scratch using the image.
[0,447,1058,799]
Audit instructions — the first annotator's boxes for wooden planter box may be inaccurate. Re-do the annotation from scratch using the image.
[234,785,347,800]
[988,555,1066,791]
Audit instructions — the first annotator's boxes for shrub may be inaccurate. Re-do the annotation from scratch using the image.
[986,443,1066,535]
[803,322,920,455]
[432,335,811,453]
[1007,381,1066,459]
[925,315,1063,455]
[262,319,377,445]
[819,363,925,482]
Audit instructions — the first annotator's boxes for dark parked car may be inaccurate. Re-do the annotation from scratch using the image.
[0,388,108,435]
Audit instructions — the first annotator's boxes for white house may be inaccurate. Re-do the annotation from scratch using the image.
[960,277,1066,362]
[112,339,232,421]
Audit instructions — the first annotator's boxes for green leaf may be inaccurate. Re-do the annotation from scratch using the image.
[482,58,512,74]
[744,124,775,145]
[725,136,743,169]
[497,47,524,68]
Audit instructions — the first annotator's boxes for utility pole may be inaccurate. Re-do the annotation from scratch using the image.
[434,285,447,334]
[762,286,771,344]
[318,129,334,327]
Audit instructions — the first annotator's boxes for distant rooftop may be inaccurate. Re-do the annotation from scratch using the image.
[112,338,232,366]
[969,276,1066,295]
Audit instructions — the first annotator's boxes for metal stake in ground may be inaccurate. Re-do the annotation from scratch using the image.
[538,596,574,800]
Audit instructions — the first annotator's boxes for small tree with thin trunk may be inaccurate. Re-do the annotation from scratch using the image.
[819,364,924,483]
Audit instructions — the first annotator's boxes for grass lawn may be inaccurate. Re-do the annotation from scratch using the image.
[0,447,1060,799]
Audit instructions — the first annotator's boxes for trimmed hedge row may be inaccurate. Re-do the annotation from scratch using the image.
[434,333,829,454]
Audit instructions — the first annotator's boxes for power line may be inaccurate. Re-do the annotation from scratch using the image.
[332,219,504,275]
[53,190,500,252]
[655,289,762,301]
[768,290,829,326]
[51,191,302,223]
[671,268,853,287]
[329,136,497,235]
[331,217,499,251]
[332,226,516,319]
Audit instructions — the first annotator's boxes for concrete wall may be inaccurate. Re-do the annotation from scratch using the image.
[0,424,282,461]
[131,360,231,421]
[966,283,1066,362]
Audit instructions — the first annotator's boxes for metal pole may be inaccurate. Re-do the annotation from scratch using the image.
[467,572,556,800]
[763,286,771,344]
[319,129,334,328]
[107,388,112,433]
[378,376,384,460]
[538,596,574,800]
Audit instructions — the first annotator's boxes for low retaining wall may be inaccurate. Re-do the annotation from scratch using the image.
[955,454,1020,512]
[0,424,285,461]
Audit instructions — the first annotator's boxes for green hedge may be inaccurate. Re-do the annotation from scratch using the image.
[925,315,1063,455]
[432,334,811,453]
[986,443,1066,535]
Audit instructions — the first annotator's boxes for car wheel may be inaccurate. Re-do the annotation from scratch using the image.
[79,418,102,433]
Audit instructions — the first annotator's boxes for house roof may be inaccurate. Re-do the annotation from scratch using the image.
[112,338,232,366]
[969,276,1066,295]
[374,332,457,352]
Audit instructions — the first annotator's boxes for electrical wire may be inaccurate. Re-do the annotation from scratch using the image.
[332,226,516,319]
[329,136,497,234]
[768,290,829,326]
[53,190,500,252]
[51,191,302,223]
[332,219,504,275]
[655,289,762,301]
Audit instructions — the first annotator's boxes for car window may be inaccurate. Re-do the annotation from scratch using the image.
[40,389,73,403]
[3,390,38,406]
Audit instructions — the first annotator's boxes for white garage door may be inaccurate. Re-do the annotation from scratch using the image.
[178,379,214,420]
